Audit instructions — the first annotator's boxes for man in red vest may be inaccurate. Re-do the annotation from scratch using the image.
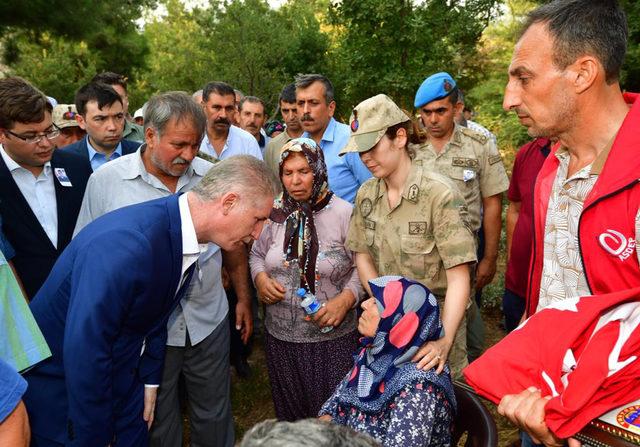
[497,0,639,446]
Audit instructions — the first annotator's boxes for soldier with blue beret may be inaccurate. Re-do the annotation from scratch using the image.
[413,72,509,364]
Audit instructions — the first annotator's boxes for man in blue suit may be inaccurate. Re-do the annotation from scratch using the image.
[60,82,139,172]
[24,155,279,446]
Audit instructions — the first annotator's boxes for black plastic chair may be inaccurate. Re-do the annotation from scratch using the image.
[452,383,499,447]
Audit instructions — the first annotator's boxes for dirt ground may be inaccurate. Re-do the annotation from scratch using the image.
[224,305,520,446]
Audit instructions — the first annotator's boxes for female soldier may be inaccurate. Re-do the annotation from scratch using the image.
[340,94,476,378]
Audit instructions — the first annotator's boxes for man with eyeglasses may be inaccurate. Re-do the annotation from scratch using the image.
[0,77,91,299]
[61,82,140,172]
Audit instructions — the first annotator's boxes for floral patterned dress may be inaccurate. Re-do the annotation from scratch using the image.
[321,380,453,447]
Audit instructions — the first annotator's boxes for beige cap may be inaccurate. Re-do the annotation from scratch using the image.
[339,94,410,155]
[52,104,79,129]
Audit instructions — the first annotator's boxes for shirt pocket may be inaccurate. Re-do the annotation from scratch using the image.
[400,235,438,280]
[449,165,479,190]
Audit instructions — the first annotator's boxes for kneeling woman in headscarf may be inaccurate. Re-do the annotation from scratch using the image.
[319,276,456,447]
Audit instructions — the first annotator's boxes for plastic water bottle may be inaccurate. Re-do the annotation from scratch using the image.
[296,288,333,333]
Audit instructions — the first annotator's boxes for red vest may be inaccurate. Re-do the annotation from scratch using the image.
[527,92,640,316]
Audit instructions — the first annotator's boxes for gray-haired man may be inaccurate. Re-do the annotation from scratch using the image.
[75,92,260,446]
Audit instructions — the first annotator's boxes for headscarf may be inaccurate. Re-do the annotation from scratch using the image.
[270,138,333,294]
[339,276,456,413]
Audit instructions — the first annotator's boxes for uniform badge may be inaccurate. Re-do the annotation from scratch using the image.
[443,80,453,92]
[489,154,502,165]
[463,169,476,182]
[360,198,373,217]
[408,184,419,202]
[409,222,427,235]
[364,219,376,230]
[351,109,359,132]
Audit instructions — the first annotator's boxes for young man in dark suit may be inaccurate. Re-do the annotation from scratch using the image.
[0,77,92,299]
[61,81,139,172]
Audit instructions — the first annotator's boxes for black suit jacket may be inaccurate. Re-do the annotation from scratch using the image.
[0,149,92,298]
[61,136,140,172]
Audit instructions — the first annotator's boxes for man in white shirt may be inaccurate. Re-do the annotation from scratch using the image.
[199,82,262,161]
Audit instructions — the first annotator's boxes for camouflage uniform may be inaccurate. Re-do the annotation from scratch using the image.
[414,124,509,362]
[264,131,294,178]
[346,160,477,378]
[414,124,509,233]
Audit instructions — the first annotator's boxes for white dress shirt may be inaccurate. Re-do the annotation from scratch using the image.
[199,125,263,161]
[0,144,58,248]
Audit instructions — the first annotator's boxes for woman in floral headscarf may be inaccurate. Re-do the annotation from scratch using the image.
[319,276,456,447]
[249,138,363,421]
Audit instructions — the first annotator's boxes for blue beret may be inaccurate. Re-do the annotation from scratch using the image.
[414,72,457,108]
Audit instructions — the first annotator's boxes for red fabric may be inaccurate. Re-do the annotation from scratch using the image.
[505,138,550,297]
[527,92,640,316]
[464,287,640,438]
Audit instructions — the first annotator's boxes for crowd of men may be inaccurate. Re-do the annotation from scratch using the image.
[0,0,637,446]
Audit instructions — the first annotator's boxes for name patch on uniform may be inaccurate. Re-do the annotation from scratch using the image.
[364,219,376,230]
[489,154,502,165]
[360,198,373,217]
[408,184,419,202]
[409,222,427,235]
[452,157,479,169]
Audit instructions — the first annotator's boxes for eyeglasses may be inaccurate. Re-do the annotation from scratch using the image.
[4,126,61,144]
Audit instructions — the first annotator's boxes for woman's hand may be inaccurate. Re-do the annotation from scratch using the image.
[313,290,355,329]
[412,337,452,374]
[255,272,285,304]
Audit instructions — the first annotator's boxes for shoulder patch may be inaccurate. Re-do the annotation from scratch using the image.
[359,198,373,217]
[489,154,503,165]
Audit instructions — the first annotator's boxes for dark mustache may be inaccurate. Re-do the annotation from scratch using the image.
[214,118,230,125]
[301,113,314,122]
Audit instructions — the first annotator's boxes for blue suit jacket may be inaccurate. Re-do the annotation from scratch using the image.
[24,195,190,446]
[61,137,140,172]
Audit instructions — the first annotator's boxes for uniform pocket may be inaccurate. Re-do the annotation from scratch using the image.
[400,235,437,279]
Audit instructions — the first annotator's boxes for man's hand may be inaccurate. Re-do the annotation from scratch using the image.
[475,257,497,289]
[236,301,253,344]
[498,387,581,447]
[143,387,158,430]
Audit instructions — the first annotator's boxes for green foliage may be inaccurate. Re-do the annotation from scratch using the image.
[132,0,329,115]
[621,0,640,92]
[326,0,500,117]
[3,31,99,102]
[0,1,154,40]
[129,0,213,108]
[1,1,153,85]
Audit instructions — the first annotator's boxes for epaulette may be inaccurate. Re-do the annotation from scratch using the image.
[459,126,488,145]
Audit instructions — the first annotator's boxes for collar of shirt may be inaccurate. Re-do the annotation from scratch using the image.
[121,144,208,192]
[178,192,206,277]
[303,117,337,147]
[373,161,423,202]
[0,144,52,178]
[555,140,614,178]
[201,131,228,160]
[86,136,123,163]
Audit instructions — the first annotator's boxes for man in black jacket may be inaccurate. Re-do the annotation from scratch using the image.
[0,77,91,299]
[61,82,139,172]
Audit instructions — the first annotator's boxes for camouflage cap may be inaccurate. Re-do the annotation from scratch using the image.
[52,104,80,129]
[340,94,410,155]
